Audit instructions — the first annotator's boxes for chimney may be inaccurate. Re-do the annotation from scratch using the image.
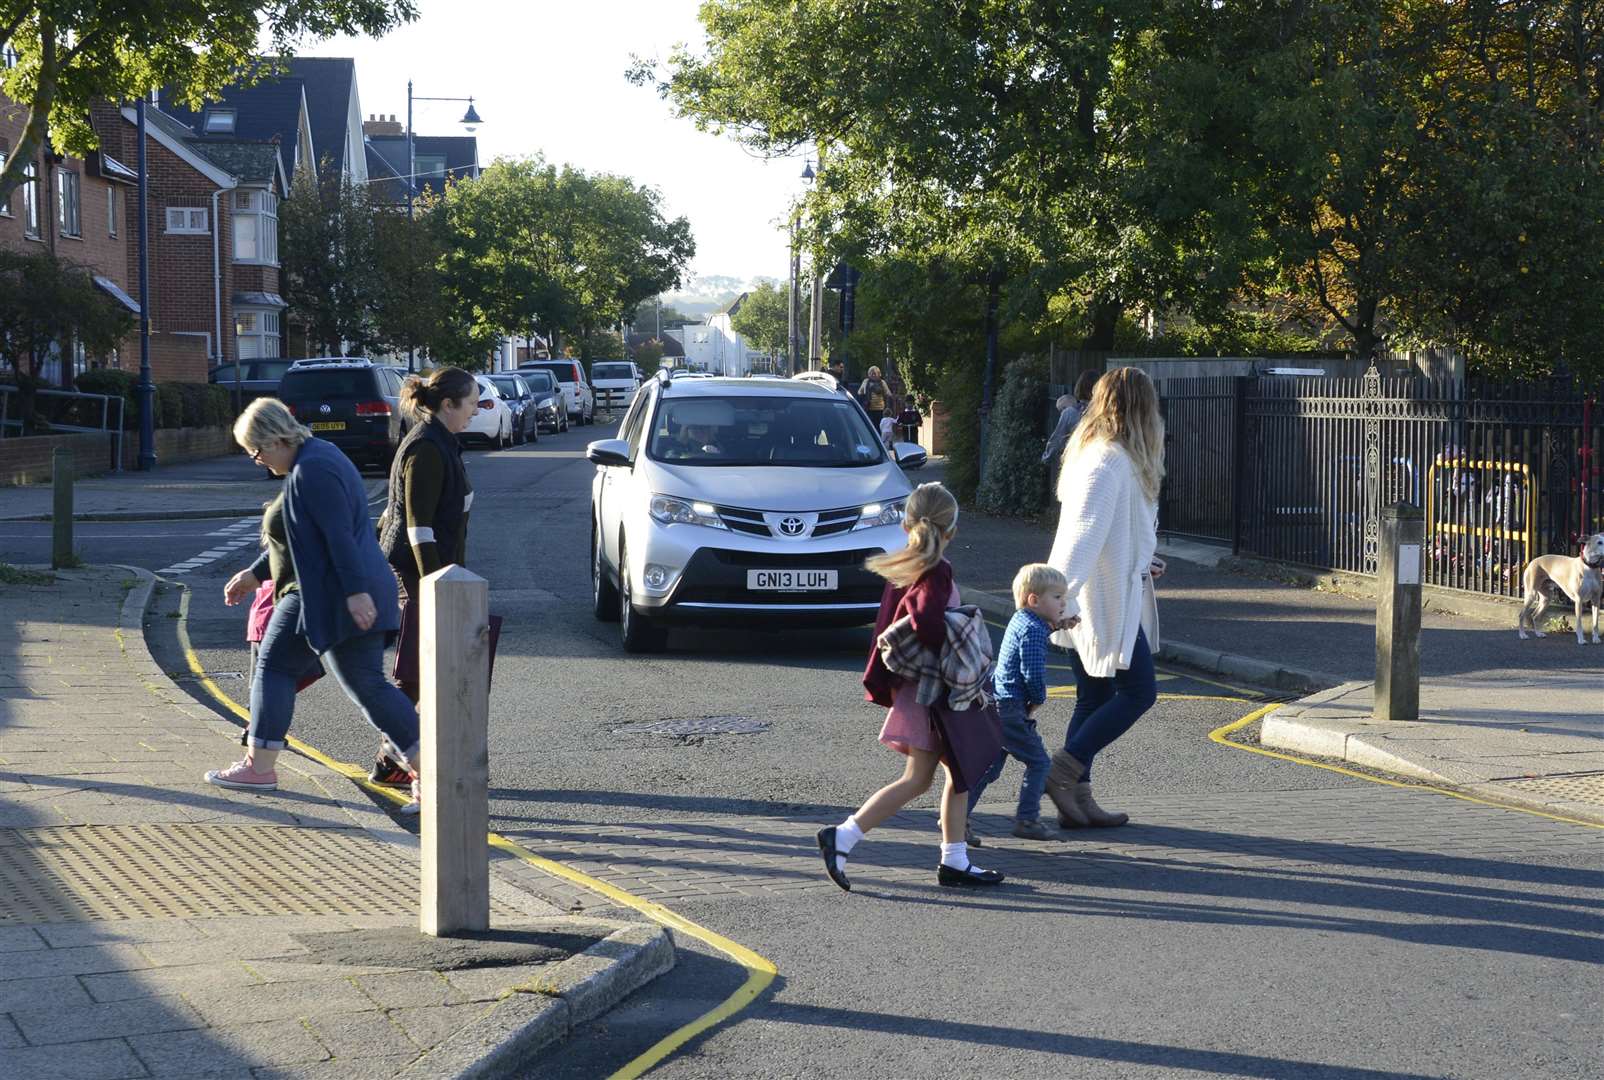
[363,114,403,137]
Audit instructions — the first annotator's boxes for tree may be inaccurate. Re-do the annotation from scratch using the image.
[564,329,625,363]
[279,168,378,356]
[634,338,666,372]
[729,281,787,357]
[439,156,694,358]
[370,197,495,369]
[630,300,693,330]
[0,249,132,429]
[0,2,418,205]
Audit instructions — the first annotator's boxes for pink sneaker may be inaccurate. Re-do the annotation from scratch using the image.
[205,758,278,792]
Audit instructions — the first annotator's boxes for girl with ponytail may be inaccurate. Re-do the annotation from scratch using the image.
[816,482,1005,891]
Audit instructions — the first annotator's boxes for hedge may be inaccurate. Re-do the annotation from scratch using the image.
[74,371,235,430]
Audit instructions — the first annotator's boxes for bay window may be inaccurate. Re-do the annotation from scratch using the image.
[235,308,281,360]
[232,189,278,265]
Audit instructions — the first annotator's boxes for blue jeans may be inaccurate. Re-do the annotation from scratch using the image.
[966,698,1051,821]
[248,591,420,759]
[1063,628,1157,780]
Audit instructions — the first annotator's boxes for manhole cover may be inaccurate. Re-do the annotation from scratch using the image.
[615,716,770,736]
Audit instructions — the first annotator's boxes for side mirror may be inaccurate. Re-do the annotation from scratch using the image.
[587,438,632,468]
[893,442,927,470]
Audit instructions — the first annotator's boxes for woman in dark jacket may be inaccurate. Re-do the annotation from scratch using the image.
[367,367,478,786]
[208,398,420,799]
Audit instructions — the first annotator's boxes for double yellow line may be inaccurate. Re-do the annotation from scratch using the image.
[169,586,774,1079]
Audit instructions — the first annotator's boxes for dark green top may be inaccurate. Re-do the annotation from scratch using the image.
[250,492,299,600]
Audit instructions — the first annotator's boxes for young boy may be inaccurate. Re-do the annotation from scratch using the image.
[967,563,1068,841]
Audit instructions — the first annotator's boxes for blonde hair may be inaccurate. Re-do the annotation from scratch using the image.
[400,366,478,423]
[234,397,311,455]
[865,482,959,587]
[1060,366,1165,502]
[1012,563,1067,608]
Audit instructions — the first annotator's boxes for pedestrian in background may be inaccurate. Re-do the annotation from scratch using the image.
[208,398,420,803]
[897,396,922,444]
[1043,367,1166,829]
[367,366,479,790]
[858,366,891,427]
[1042,370,1102,466]
[816,482,1005,892]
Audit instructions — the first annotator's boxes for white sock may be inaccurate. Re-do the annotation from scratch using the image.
[940,841,971,871]
[833,817,864,873]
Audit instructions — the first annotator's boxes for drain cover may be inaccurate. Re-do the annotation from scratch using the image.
[616,716,770,736]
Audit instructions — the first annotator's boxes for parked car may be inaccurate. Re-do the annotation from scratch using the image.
[486,373,540,445]
[587,371,912,652]
[277,357,405,468]
[516,359,595,425]
[518,370,567,433]
[462,375,515,450]
[208,359,292,405]
[590,360,642,413]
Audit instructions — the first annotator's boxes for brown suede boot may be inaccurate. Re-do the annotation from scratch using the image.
[1046,750,1088,828]
[1074,781,1128,827]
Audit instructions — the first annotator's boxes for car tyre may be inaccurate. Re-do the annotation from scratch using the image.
[592,520,620,622]
[497,420,511,450]
[618,545,666,653]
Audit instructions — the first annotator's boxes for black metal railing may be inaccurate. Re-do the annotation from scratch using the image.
[1159,373,1603,598]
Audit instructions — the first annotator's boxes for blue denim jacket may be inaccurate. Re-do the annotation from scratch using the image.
[283,437,401,654]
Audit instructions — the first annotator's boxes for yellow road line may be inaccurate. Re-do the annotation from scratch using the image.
[1210,706,1604,829]
[169,583,775,1077]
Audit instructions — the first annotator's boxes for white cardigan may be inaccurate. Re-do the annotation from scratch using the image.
[1047,440,1160,677]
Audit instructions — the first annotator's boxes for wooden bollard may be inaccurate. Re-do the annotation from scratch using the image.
[1375,503,1423,723]
[420,564,490,935]
[52,448,74,569]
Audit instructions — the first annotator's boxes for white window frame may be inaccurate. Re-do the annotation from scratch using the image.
[56,167,81,237]
[231,189,278,266]
[0,150,9,217]
[235,307,281,360]
[21,162,39,238]
[107,186,117,237]
[165,206,209,234]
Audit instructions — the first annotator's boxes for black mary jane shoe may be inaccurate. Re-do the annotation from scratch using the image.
[817,827,852,892]
[937,863,1005,888]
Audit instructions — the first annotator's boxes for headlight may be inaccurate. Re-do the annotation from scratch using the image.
[649,495,727,530]
[854,499,906,531]
[538,397,556,409]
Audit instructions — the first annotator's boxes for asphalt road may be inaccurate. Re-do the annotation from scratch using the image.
[143,422,1603,1080]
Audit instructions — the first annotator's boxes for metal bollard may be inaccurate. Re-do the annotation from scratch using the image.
[419,564,491,935]
[51,448,74,569]
[1375,503,1423,723]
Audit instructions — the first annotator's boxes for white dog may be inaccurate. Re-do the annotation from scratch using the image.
[1517,533,1604,645]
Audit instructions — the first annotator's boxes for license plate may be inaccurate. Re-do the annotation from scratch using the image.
[309,421,346,431]
[747,569,838,592]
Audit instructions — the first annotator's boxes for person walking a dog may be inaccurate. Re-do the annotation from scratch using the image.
[816,482,1005,891]
[1043,367,1166,829]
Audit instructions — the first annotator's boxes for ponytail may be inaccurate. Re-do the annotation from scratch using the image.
[866,482,959,587]
[401,366,478,424]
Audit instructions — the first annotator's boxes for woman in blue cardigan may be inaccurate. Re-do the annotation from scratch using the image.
[207,398,421,804]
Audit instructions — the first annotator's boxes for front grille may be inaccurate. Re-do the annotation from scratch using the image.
[812,507,861,537]
[712,504,864,539]
[715,505,771,537]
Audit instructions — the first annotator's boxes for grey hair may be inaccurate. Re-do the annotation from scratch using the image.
[234,397,311,454]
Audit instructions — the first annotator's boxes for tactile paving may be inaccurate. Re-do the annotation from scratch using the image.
[0,824,417,923]
[1496,772,1604,806]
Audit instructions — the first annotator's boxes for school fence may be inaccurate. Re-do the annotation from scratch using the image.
[1159,371,1604,599]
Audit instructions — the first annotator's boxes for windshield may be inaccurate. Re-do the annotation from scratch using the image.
[592,363,633,381]
[521,362,574,385]
[488,377,524,398]
[647,396,885,467]
[280,370,376,398]
[521,372,556,394]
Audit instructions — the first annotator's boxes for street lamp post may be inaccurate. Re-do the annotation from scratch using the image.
[788,160,814,377]
[135,97,154,470]
[405,81,482,371]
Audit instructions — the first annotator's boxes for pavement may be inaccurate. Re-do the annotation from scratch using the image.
[0,565,672,1079]
[0,455,386,523]
[934,462,1604,826]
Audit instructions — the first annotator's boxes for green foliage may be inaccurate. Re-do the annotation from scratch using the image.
[563,330,626,365]
[631,301,693,330]
[75,369,138,427]
[0,562,53,586]
[729,282,788,357]
[154,383,184,429]
[936,361,985,506]
[280,169,379,355]
[0,3,419,206]
[976,357,1051,517]
[634,339,666,372]
[169,382,234,428]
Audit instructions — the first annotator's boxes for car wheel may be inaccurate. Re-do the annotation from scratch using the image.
[528,421,538,444]
[592,520,620,622]
[561,414,569,432]
[618,545,666,653]
[498,420,511,450]
[513,420,525,446]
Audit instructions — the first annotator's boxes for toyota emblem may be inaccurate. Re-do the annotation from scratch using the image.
[319,404,332,415]
[778,516,806,536]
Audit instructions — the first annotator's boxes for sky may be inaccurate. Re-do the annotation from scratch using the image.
[294,0,809,286]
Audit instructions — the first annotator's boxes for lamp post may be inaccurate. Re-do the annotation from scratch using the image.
[405,81,482,371]
[788,160,814,377]
[135,97,154,470]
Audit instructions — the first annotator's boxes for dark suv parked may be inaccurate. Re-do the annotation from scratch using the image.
[209,359,292,406]
[276,358,405,468]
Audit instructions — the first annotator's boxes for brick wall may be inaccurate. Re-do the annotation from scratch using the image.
[0,433,116,486]
[116,426,239,471]
[921,400,953,456]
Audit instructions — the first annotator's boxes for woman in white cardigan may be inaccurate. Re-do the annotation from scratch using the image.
[1042,367,1167,829]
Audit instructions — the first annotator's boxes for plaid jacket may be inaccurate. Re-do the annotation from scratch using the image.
[877,604,995,710]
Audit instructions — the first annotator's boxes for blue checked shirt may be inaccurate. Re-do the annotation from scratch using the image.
[994,608,1050,705]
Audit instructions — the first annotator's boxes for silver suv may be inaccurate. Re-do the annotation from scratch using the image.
[587,372,913,652]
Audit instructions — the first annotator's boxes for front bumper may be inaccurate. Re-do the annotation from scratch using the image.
[595,386,634,410]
